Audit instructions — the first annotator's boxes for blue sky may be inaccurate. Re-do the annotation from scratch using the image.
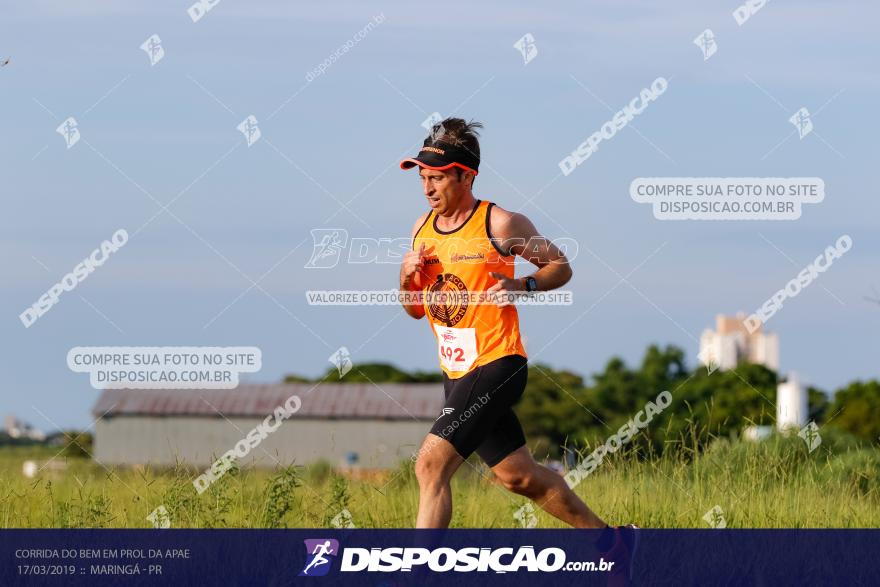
[2,0,878,429]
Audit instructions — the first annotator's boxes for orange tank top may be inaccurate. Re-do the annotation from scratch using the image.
[413,199,527,379]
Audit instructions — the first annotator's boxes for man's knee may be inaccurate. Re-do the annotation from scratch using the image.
[415,455,440,486]
[415,440,457,489]
[498,469,539,496]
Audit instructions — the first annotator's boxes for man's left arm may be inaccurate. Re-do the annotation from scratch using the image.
[486,207,572,307]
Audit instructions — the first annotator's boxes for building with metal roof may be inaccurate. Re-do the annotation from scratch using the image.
[91,383,445,469]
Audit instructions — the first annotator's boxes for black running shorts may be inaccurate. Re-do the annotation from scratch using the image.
[428,354,529,467]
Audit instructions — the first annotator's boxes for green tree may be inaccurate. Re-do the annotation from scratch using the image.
[60,431,93,458]
[282,374,311,383]
[808,386,830,423]
[827,380,880,441]
[515,363,595,458]
[328,363,443,383]
[636,344,688,399]
[282,363,443,384]
[655,362,777,448]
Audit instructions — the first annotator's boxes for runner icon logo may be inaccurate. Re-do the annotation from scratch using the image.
[306,229,349,268]
[693,29,717,61]
[56,117,80,149]
[789,107,813,139]
[513,33,538,65]
[299,539,340,577]
[140,34,164,66]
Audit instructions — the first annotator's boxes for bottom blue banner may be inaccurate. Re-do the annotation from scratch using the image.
[2,529,877,586]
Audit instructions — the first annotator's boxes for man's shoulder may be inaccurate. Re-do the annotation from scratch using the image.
[410,210,432,237]
[487,202,517,222]
[487,202,530,237]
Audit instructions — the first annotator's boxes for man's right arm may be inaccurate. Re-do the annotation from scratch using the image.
[400,213,429,319]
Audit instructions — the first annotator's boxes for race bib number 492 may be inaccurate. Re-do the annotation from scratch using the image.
[433,325,478,373]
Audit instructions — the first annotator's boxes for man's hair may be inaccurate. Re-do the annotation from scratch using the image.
[425,117,483,187]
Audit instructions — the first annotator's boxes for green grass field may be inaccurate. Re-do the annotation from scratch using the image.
[2,434,879,528]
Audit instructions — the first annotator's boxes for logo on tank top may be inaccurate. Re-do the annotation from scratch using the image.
[427,273,469,327]
[450,252,485,263]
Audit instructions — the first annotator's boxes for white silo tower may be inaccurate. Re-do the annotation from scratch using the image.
[777,372,808,431]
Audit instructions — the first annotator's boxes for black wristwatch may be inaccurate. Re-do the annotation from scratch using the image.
[524,276,538,292]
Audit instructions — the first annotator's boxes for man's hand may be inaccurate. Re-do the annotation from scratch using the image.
[400,242,427,319]
[401,242,426,289]
[487,271,524,308]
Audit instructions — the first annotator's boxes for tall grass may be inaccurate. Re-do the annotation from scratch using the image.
[1,430,877,528]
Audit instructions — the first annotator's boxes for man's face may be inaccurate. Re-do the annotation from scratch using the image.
[419,167,471,215]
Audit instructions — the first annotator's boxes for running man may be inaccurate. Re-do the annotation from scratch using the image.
[302,540,335,575]
[399,118,637,581]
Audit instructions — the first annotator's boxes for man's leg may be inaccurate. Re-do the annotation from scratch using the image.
[414,433,464,528]
[491,446,605,528]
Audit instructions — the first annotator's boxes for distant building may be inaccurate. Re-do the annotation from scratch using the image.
[700,315,810,438]
[743,375,809,440]
[4,415,45,441]
[699,313,779,372]
[91,383,444,469]
[777,372,808,431]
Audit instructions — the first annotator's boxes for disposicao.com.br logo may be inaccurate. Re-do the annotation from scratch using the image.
[299,540,613,575]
